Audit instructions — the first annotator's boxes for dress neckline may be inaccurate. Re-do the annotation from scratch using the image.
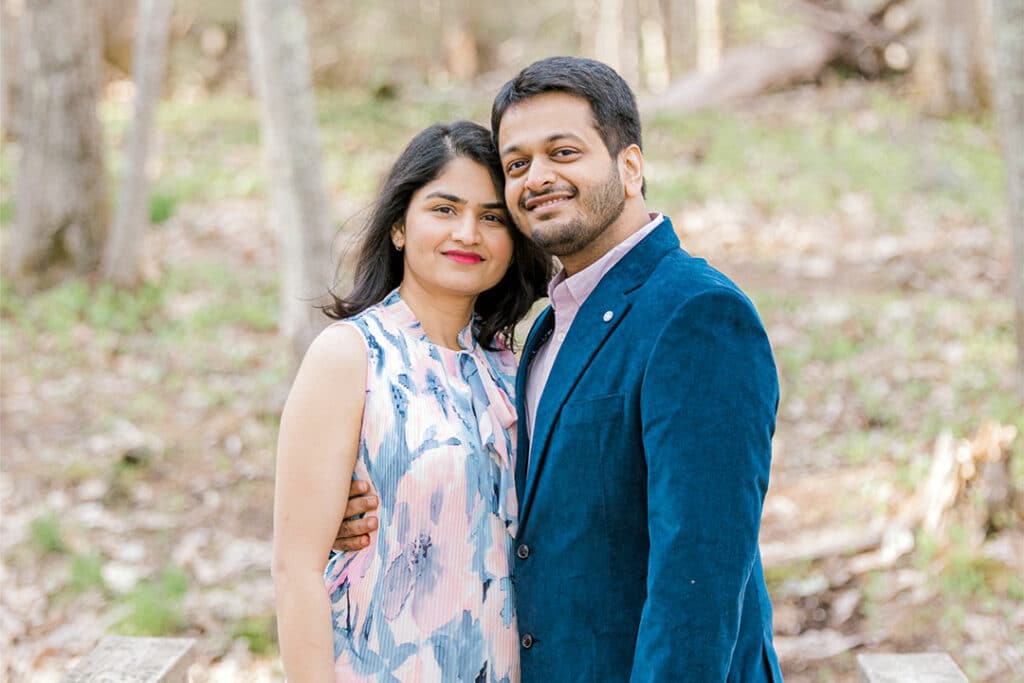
[379,288,478,355]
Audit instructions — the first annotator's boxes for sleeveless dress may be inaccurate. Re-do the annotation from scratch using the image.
[323,289,521,682]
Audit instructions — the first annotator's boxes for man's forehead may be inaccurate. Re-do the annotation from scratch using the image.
[497,94,599,151]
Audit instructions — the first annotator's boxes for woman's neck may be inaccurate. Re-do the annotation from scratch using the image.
[398,282,475,350]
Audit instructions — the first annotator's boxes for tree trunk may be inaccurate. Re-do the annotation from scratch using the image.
[914,0,994,114]
[660,0,697,80]
[102,0,173,287]
[639,0,670,92]
[646,30,841,114]
[6,0,109,289]
[695,0,722,73]
[992,0,1024,402]
[1,1,22,141]
[242,0,333,363]
[574,0,599,57]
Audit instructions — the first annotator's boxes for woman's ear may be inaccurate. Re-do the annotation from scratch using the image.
[391,224,405,251]
[619,144,644,199]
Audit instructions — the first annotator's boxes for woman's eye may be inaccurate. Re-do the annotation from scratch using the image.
[434,205,456,215]
[482,213,506,224]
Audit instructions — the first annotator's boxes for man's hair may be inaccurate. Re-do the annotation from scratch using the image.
[491,56,643,158]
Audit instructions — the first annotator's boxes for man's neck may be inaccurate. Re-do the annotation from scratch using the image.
[560,202,652,276]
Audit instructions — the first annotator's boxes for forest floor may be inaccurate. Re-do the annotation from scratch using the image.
[2,80,1022,682]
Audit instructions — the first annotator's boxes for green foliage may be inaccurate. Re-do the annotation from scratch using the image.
[163,262,278,335]
[70,553,106,593]
[0,198,13,227]
[149,192,178,224]
[1,278,166,337]
[939,542,1016,600]
[115,565,189,636]
[231,614,278,655]
[762,560,813,594]
[30,512,66,555]
[646,94,1001,227]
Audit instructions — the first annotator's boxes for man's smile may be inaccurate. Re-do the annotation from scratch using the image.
[523,191,575,212]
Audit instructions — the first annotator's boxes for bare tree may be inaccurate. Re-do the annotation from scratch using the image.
[660,0,698,80]
[6,0,109,289]
[243,0,333,363]
[914,0,994,114]
[575,0,641,86]
[1,1,21,141]
[992,0,1024,401]
[102,0,174,287]
[695,0,722,72]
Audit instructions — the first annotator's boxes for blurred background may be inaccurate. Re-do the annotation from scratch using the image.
[1,0,1022,680]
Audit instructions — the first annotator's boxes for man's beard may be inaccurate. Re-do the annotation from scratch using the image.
[529,165,626,258]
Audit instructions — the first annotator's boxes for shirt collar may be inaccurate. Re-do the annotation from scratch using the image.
[548,212,664,310]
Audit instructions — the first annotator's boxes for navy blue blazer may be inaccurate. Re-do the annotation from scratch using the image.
[513,217,783,682]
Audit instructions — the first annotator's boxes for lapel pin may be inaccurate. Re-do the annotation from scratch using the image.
[602,310,614,322]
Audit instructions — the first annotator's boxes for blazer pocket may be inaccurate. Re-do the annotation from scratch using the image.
[558,393,625,426]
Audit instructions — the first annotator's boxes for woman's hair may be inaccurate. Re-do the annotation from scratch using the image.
[325,120,552,351]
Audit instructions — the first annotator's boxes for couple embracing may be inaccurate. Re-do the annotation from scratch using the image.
[273,56,783,683]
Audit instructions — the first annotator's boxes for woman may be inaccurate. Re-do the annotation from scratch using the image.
[273,120,551,682]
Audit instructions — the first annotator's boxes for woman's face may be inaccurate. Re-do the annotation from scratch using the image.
[395,157,514,300]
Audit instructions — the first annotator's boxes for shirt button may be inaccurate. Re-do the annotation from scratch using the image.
[603,310,614,322]
[521,633,534,649]
[557,332,566,342]
[516,544,530,559]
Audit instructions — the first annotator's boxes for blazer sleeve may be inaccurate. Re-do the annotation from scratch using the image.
[630,288,779,682]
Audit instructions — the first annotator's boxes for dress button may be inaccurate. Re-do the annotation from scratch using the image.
[521,633,534,649]
[516,544,530,559]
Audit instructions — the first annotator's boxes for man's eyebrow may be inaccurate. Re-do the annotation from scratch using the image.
[500,132,586,157]
[424,191,466,203]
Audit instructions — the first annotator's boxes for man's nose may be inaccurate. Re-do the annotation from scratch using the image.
[524,159,555,194]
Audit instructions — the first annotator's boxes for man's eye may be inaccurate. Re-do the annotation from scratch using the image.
[554,148,578,158]
[506,160,527,173]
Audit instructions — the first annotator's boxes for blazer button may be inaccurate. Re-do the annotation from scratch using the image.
[516,544,530,559]
[521,633,534,649]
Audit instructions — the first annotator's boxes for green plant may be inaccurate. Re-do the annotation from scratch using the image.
[115,565,190,636]
[30,512,66,554]
[149,193,178,224]
[70,553,106,593]
[231,614,278,655]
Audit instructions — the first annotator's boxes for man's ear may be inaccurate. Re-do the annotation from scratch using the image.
[619,144,644,198]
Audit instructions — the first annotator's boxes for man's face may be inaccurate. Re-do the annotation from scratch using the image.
[497,93,625,259]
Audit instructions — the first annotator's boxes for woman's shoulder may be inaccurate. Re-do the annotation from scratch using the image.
[305,323,369,373]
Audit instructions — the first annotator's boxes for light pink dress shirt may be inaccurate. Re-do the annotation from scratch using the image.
[525,213,665,444]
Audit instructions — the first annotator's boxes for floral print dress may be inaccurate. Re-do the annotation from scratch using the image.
[323,290,520,682]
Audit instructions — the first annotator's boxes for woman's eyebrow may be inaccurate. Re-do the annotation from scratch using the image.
[424,191,465,203]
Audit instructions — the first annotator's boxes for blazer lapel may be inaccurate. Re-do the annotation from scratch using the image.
[515,307,554,508]
[517,218,683,532]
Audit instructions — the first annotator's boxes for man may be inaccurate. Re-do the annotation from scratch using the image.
[337,56,782,682]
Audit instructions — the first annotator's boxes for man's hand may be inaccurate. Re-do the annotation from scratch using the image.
[332,480,379,551]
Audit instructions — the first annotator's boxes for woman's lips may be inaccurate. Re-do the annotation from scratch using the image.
[444,251,483,264]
